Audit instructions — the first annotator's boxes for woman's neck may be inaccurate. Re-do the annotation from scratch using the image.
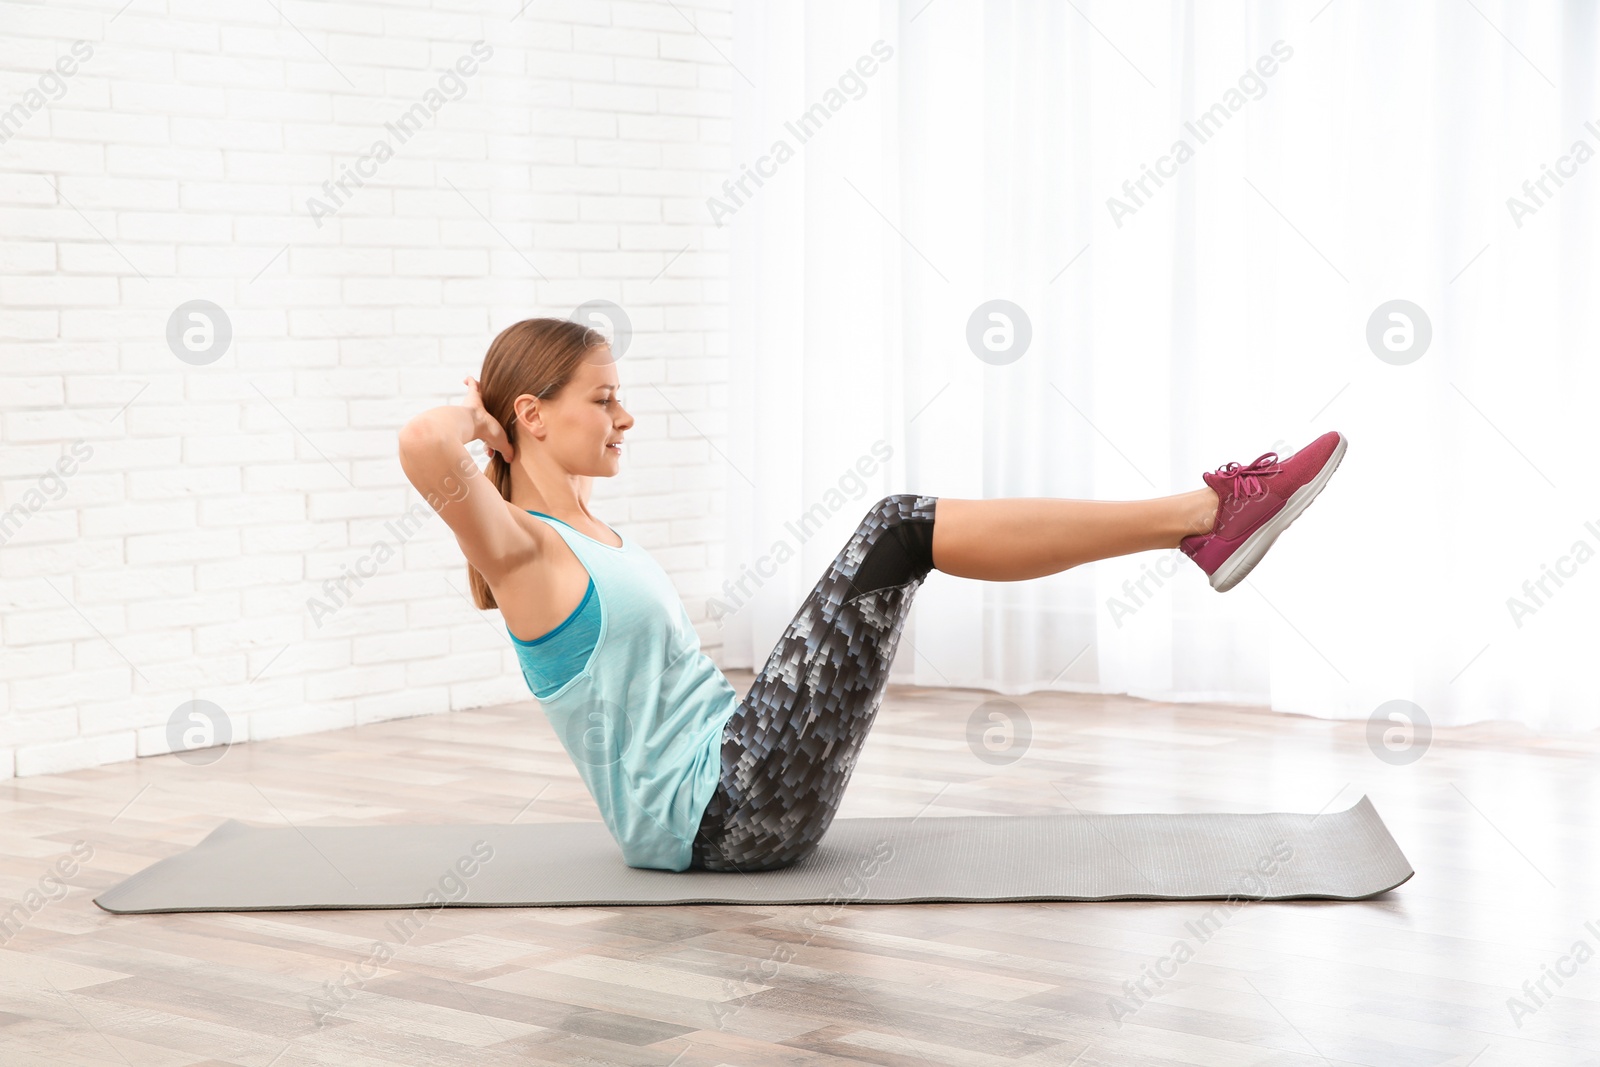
[508,458,592,519]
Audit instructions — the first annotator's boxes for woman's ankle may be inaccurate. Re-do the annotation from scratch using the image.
[1179,487,1220,539]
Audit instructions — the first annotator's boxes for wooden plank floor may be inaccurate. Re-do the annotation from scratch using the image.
[3,671,1597,1066]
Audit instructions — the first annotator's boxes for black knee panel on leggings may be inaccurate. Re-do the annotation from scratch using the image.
[846,494,938,601]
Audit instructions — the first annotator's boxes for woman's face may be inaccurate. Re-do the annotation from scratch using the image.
[522,345,633,475]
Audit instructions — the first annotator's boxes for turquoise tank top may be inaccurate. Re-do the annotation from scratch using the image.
[509,510,741,871]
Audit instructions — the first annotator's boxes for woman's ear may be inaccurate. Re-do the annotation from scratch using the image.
[512,393,541,441]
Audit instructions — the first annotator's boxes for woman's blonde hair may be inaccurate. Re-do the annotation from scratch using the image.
[468,317,609,610]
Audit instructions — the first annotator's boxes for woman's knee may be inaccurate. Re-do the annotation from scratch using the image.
[864,493,934,525]
[851,494,938,595]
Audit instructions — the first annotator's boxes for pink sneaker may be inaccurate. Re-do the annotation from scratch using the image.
[1180,430,1348,592]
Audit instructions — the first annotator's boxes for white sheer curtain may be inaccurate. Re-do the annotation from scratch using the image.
[718,0,1600,734]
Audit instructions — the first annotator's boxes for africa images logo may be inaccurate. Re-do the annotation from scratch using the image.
[1106,40,1294,228]
[705,40,895,227]
[304,41,494,227]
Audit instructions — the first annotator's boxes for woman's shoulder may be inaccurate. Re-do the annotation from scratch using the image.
[524,506,623,549]
[510,504,572,556]
[493,508,595,638]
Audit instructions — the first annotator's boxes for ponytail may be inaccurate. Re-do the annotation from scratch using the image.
[467,449,517,609]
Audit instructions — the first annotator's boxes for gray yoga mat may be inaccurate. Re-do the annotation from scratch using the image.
[93,795,1411,913]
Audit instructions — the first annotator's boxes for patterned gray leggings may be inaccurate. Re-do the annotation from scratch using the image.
[689,493,940,872]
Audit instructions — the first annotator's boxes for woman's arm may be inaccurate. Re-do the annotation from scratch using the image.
[397,377,536,584]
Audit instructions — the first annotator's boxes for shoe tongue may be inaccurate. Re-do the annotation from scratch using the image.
[1205,467,1258,512]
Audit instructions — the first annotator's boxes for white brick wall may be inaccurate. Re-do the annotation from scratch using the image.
[0,0,733,779]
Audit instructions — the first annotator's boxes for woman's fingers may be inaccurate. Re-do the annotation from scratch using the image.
[482,418,508,455]
[459,375,510,461]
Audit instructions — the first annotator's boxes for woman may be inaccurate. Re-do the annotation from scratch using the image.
[398,317,1348,874]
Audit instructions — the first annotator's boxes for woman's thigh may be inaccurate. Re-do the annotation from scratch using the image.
[690,493,940,872]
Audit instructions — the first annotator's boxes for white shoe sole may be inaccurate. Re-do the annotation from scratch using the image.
[1210,432,1348,592]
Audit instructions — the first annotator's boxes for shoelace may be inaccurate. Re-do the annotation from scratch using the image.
[1212,451,1281,500]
